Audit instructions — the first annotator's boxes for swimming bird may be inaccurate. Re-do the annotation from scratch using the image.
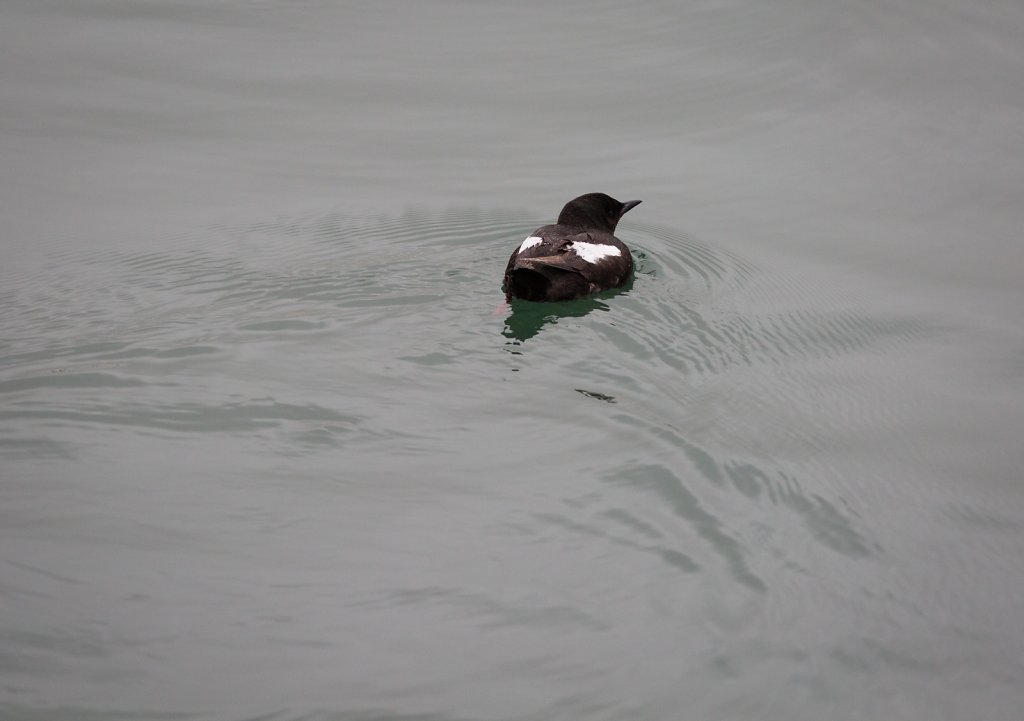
[503,193,641,302]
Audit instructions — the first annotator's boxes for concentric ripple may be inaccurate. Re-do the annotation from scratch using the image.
[1,206,932,596]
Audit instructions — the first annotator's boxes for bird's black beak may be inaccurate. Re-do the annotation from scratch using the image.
[620,200,642,216]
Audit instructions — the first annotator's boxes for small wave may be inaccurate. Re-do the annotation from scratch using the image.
[0,206,926,575]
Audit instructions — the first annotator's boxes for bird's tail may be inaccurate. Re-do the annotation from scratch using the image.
[507,267,552,302]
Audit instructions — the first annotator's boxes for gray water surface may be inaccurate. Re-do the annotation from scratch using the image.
[2,2,1024,720]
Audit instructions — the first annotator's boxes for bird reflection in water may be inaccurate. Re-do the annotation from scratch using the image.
[501,288,630,343]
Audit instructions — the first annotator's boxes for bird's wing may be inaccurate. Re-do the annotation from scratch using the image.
[505,230,569,276]
[516,232,607,273]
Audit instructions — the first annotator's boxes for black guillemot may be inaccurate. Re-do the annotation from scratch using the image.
[502,193,641,302]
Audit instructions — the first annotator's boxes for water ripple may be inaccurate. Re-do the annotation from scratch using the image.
[0,207,925,578]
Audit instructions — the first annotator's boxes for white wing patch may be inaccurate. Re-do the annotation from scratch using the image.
[570,241,621,264]
[518,236,543,252]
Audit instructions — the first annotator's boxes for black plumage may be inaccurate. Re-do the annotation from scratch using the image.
[503,193,641,302]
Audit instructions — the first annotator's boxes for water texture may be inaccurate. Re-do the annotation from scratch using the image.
[2,2,1023,720]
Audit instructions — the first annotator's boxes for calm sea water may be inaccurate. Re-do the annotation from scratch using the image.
[2,2,1023,720]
